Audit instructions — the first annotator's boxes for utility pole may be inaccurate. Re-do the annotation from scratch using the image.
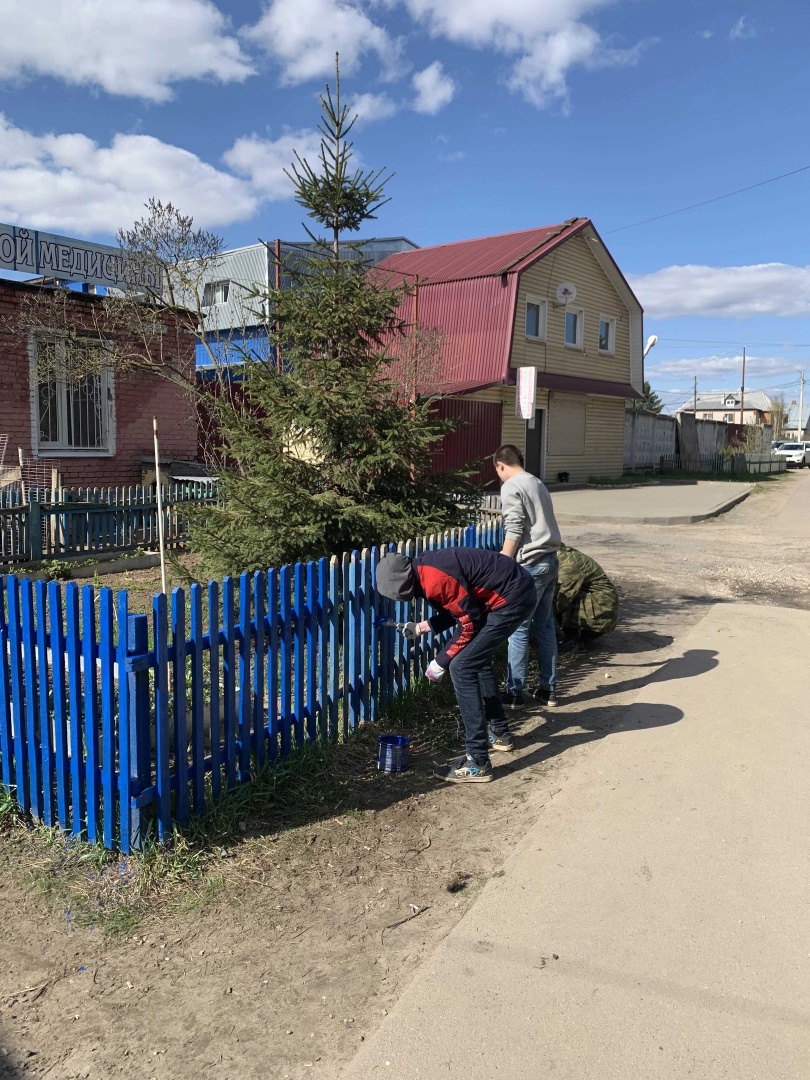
[693,375,697,415]
[798,370,805,441]
[739,347,746,426]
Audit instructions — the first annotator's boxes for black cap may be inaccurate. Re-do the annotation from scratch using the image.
[375,553,415,601]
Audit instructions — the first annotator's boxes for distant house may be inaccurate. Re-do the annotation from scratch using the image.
[376,218,644,484]
[677,390,774,426]
[785,400,810,440]
[0,278,197,489]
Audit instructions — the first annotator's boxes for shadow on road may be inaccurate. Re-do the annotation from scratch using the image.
[560,648,719,707]
[501,700,684,780]
[0,1032,27,1079]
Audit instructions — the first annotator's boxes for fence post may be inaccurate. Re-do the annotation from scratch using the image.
[28,500,42,563]
[126,613,152,848]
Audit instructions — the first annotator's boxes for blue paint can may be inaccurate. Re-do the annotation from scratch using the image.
[377,734,410,773]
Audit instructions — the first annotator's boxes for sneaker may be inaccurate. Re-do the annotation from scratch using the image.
[531,686,559,707]
[501,691,525,710]
[433,754,494,783]
[488,727,514,753]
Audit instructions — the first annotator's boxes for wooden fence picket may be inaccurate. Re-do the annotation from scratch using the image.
[279,566,292,759]
[35,581,53,827]
[266,569,279,762]
[305,561,316,744]
[99,588,116,848]
[171,588,190,825]
[293,562,305,748]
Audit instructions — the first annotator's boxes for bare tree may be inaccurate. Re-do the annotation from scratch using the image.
[5,200,275,465]
[769,392,788,440]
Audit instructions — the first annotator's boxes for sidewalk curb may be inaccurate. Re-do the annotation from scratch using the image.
[557,487,752,526]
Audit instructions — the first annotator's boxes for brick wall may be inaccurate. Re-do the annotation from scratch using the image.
[0,280,198,486]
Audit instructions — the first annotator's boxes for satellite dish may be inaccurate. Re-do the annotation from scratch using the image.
[555,282,577,304]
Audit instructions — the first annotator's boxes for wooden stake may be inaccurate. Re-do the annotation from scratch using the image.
[153,417,168,596]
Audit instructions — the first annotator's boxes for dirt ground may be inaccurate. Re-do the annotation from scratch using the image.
[0,472,806,1080]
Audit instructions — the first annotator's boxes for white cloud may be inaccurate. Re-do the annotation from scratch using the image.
[629,263,810,319]
[223,129,323,197]
[698,29,714,39]
[729,14,756,40]
[398,0,651,109]
[0,114,324,234]
[349,92,399,124]
[648,355,799,380]
[412,61,457,114]
[245,0,402,83]
[0,0,253,102]
[439,150,466,162]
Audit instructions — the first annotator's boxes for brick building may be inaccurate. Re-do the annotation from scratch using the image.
[0,278,198,487]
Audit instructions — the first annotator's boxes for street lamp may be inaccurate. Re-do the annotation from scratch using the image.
[643,334,658,359]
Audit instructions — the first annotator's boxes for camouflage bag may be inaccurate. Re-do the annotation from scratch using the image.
[555,543,619,639]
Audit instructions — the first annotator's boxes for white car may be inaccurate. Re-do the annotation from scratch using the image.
[773,442,810,467]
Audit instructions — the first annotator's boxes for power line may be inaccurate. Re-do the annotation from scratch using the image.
[605,163,810,235]
[656,337,810,348]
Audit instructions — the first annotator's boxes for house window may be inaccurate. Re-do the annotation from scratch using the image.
[564,308,584,349]
[723,413,735,423]
[202,280,230,306]
[525,296,547,341]
[598,316,616,354]
[34,338,114,454]
[702,413,712,420]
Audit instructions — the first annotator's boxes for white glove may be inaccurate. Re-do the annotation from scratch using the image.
[426,659,446,682]
[400,621,419,640]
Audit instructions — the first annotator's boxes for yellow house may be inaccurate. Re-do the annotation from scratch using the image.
[378,218,644,484]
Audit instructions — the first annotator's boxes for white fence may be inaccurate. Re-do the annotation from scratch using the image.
[624,412,676,471]
[625,411,774,471]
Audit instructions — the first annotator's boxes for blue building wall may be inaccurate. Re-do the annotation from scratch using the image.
[195,327,273,372]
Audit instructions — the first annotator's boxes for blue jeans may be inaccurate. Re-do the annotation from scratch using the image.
[506,553,558,695]
[448,598,537,764]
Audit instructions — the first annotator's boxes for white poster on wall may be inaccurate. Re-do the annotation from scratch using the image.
[516,366,537,428]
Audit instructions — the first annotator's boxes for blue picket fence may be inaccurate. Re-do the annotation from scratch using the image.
[0,482,217,565]
[0,518,503,852]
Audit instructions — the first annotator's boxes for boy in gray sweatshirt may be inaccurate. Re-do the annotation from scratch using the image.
[494,444,561,709]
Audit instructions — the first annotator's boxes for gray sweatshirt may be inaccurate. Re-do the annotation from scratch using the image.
[501,470,561,565]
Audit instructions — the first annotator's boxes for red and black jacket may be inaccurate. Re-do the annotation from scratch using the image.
[413,548,535,669]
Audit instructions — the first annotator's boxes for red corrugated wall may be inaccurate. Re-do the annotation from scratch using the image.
[430,397,501,488]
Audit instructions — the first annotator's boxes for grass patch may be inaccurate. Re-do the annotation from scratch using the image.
[588,474,654,487]
[0,642,591,936]
[0,729,415,936]
[590,470,790,487]
[655,469,787,483]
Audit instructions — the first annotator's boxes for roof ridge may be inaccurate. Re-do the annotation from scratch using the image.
[386,223,567,257]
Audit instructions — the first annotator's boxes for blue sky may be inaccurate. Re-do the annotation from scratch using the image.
[1,0,809,412]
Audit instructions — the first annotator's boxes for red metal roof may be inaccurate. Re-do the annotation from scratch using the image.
[420,274,517,394]
[384,274,518,396]
[376,220,588,285]
[377,222,590,394]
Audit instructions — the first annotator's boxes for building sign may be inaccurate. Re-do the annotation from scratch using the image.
[0,222,159,290]
[516,366,537,427]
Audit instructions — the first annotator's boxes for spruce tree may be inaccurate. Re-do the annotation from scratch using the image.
[627,381,664,414]
[193,59,477,577]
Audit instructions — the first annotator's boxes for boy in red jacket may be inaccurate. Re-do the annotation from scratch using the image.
[375,547,536,783]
